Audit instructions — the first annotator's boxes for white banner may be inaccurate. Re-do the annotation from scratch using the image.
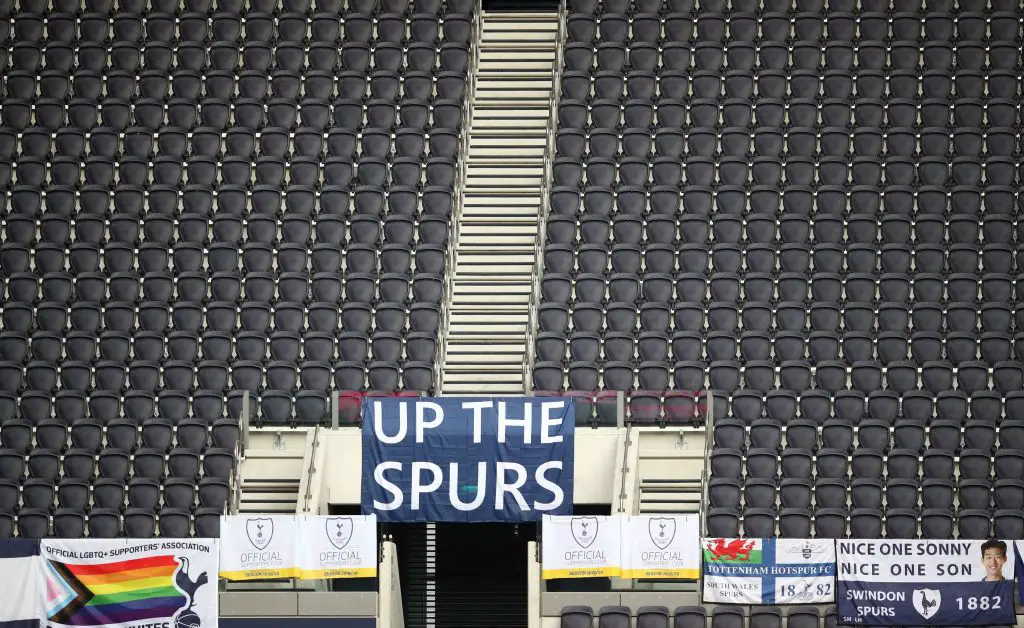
[623,515,700,579]
[702,538,835,604]
[297,515,378,579]
[219,515,298,580]
[838,539,1016,626]
[541,515,621,579]
[41,539,219,628]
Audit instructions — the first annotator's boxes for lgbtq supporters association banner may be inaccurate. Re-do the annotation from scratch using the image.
[838,539,1016,626]
[362,397,575,522]
[219,515,377,580]
[541,515,700,579]
[702,538,835,604]
[42,538,219,628]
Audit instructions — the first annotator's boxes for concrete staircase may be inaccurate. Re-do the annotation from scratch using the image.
[235,428,314,515]
[439,10,559,396]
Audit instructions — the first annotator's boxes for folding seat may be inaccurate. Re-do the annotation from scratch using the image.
[954,509,992,540]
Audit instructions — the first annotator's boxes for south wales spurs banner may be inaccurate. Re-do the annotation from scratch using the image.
[220,515,299,580]
[622,515,700,579]
[837,539,1016,626]
[542,515,621,579]
[297,515,377,579]
[41,539,219,628]
[702,538,835,604]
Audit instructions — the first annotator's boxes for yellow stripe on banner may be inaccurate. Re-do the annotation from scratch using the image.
[542,566,622,580]
[298,567,378,580]
[219,567,301,581]
[620,568,700,580]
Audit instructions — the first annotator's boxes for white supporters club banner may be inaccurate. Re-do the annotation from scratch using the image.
[702,538,836,604]
[837,539,1016,626]
[220,515,378,580]
[41,538,219,628]
[297,515,378,579]
[219,515,298,580]
[541,515,621,579]
[622,515,700,579]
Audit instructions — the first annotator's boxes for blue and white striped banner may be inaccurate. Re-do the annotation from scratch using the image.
[702,538,835,604]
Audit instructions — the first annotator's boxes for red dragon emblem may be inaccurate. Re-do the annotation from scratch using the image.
[704,538,756,561]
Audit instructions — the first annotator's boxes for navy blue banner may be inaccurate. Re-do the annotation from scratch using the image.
[361,397,575,522]
[837,540,1015,626]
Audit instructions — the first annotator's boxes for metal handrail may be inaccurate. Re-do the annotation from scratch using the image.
[302,425,322,513]
[699,391,715,538]
[228,391,252,516]
[521,0,567,392]
[434,0,483,395]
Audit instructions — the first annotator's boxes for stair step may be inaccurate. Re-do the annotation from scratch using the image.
[440,11,557,396]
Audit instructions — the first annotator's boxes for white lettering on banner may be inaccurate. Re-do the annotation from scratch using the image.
[363,397,574,522]
[373,462,566,512]
[836,539,1016,626]
[373,461,403,510]
[373,399,571,445]
[416,401,444,442]
[411,461,443,509]
[372,400,408,444]
[463,400,492,444]
[449,462,487,510]
[540,402,565,444]
[498,401,533,444]
[494,462,528,510]
[533,461,565,511]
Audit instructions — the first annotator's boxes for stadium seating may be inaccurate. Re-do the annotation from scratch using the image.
[562,605,837,628]
[533,0,1024,530]
[0,0,472,536]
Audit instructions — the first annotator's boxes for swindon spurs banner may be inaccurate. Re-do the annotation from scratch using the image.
[702,538,835,604]
[837,539,1015,626]
[542,515,700,579]
[220,515,377,580]
[41,539,219,628]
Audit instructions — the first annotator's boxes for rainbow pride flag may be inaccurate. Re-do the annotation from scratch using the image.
[46,554,187,626]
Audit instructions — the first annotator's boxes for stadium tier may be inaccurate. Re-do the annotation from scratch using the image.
[0,0,472,537]
[0,0,1022,626]
[562,606,838,628]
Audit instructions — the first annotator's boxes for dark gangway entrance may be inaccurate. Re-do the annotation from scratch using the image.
[393,522,535,628]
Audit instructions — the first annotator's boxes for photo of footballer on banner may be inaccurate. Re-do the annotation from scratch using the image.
[837,539,1015,627]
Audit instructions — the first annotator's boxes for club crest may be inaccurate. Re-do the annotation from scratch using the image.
[648,517,676,550]
[913,589,941,620]
[326,517,354,550]
[246,518,274,550]
[571,517,598,549]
